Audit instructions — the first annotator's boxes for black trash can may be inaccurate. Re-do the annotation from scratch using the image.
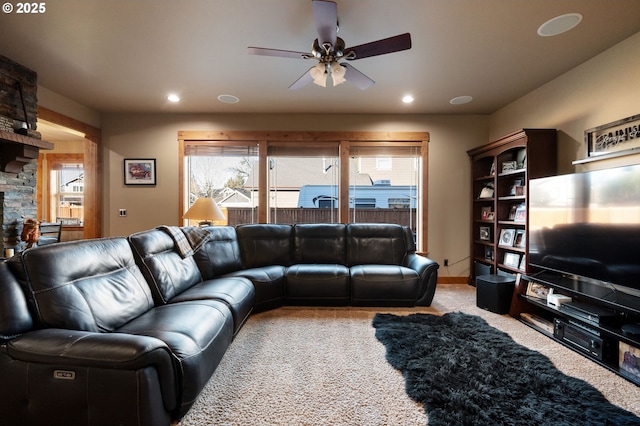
[476,274,515,314]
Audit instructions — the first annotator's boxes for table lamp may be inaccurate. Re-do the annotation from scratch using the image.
[183,198,226,226]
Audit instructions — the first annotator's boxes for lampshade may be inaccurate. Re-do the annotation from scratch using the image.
[183,198,226,225]
[310,63,327,87]
[330,62,346,86]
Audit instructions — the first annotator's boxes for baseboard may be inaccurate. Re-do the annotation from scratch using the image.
[437,276,469,284]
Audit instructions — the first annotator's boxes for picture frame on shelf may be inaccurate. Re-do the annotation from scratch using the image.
[489,161,496,176]
[486,212,495,220]
[498,228,516,247]
[509,179,523,196]
[508,204,518,220]
[525,281,550,300]
[479,226,491,241]
[514,229,526,248]
[586,114,640,159]
[481,206,493,220]
[514,204,526,222]
[484,246,494,260]
[504,252,520,268]
[501,161,517,173]
[619,341,640,382]
[478,182,494,199]
[124,158,156,185]
[519,254,526,271]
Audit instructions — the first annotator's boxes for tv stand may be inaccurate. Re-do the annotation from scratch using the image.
[511,272,640,386]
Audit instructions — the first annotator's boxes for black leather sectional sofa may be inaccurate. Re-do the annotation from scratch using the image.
[0,222,438,425]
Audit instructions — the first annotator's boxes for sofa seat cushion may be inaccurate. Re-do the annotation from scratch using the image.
[168,277,255,336]
[116,300,233,417]
[350,264,420,306]
[226,265,286,312]
[285,264,350,305]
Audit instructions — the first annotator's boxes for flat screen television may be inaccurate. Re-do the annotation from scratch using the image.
[528,163,640,314]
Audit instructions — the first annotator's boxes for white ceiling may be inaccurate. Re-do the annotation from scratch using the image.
[1,0,640,116]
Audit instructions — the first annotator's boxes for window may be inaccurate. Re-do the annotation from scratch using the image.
[348,144,421,244]
[316,196,337,208]
[183,143,259,225]
[179,132,429,252]
[45,154,84,227]
[376,157,392,170]
[353,198,376,208]
[267,147,339,224]
[389,198,411,209]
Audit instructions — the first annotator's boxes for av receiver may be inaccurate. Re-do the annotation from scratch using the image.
[553,319,614,361]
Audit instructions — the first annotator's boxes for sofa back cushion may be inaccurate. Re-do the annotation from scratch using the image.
[193,226,243,279]
[9,238,154,332]
[0,261,33,341]
[403,226,417,253]
[346,223,408,266]
[128,228,203,304]
[236,224,293,268]
[293,223,346,264]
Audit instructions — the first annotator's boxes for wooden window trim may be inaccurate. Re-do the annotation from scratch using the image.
[179,131,429,252]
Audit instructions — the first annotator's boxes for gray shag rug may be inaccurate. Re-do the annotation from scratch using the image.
[177,285,640,425]
[373,312,640,426]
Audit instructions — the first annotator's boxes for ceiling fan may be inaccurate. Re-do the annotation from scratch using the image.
[248,0,412,90]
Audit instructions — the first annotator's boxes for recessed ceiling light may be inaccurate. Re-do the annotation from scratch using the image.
[218,94,239,104]
[537,13,583,37]
[402,95,415,104]
[450,95,473,105]
[167,94,180,103]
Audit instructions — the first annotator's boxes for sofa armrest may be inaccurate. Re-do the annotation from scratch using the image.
[7,329,177,411]
[404,253,439,306]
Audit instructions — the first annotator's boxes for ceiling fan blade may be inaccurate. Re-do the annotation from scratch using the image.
[344,33,412,60]
[342,63,374,90]
[248,47,311,59]
[312,0,337,46]
[288,67,315,90]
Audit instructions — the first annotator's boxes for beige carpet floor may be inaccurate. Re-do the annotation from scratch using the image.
[178,284,640,425]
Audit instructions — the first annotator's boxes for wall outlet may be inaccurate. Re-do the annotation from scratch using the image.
[119,209,127,217]
[444,258,449,267]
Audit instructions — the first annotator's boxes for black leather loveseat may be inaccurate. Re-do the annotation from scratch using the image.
[0,223,438,425]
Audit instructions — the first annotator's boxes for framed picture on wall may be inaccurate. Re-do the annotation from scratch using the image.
[124,159,157,185]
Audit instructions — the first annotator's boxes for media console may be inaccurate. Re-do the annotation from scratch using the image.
[512,272,640,386]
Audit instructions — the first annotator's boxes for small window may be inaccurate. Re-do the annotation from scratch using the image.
[50,164,84,226]
[316,196,337,208]
[353,198,376,208]
[376,157,392,170]
[388,198,410,209]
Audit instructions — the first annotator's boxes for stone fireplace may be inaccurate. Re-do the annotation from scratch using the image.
[0,55,53,252]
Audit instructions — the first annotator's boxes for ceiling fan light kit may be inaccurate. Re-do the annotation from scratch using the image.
[248,0,411,91]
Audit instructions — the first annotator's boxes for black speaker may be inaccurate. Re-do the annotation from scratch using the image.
[476,274,515,314]
[473,261,491,283]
